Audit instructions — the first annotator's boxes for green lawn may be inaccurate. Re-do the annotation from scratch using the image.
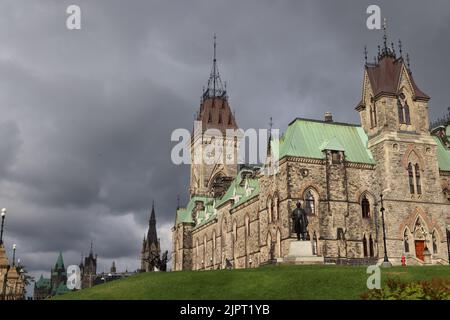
[54,264,449,300]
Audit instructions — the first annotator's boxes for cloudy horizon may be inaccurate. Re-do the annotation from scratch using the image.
[0,0,448,295]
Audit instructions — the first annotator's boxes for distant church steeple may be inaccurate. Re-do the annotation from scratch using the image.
[140,201,161,272]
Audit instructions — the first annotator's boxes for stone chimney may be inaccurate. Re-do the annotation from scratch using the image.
[324,112,333,122]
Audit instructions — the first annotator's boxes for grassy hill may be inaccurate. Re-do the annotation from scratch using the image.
[54,264,450,300]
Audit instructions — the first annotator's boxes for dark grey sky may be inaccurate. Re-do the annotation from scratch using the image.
[0,0,448,287]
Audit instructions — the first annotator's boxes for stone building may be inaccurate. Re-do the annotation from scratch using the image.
[0,244,25,300]
[33,252,69,300]
[172,34,450,270]
[79,243,97,289]
[140,202,163,271]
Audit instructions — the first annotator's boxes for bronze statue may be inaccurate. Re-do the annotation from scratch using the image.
[291,201,309,240]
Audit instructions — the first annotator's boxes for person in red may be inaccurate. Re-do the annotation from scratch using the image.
[401,255,406,266]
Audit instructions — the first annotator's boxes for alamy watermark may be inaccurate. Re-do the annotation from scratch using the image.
[171,121,280,175]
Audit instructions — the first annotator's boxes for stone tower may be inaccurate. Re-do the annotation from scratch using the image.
[356,28,448,263]
[80,242,97,289]
[189,35,239,198]
[140,201,161,271]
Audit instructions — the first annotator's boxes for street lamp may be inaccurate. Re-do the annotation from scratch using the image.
[12,244,16,266]
[380,194,392,268]
[0,208,6,245]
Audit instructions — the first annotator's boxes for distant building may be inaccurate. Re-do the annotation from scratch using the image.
[33,252,69,300]
[0,244,26,300]
[140,202,166,271]
[79,243,97,289]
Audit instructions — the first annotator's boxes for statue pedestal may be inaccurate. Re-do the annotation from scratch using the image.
[282,240,324,265]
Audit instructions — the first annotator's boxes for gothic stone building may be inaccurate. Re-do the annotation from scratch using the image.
[34,252,69,300]
[171,37,450,271]
[140,202,162,271]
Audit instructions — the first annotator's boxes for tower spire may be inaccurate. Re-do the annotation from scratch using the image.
[203,34,226,100]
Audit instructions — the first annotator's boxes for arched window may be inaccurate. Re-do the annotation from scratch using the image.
[363,234,368,257]
[369,106,374,128]
[373,104,377,126]
[267,198,272,223]
[245,215,250,237]
[403,230,410,253]
[304,190,316,215]
[404,103,411,125]
[415,163,422,194]
[369,235,374,257]
[408,163,415,194]
[432,231,438,254]
[398,100,404,124]
[361,195,370,218]
[272,197,276,221]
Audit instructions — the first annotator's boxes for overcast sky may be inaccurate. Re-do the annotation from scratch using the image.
[0,0,448,293]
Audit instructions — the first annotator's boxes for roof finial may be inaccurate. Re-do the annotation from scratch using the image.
[176,194,180,210]
[203,34,226,100]
[90,240,93,255]
[398,39,403,57]
[364,46,368,64]
[406,53,411,70]
[383,18,388,53]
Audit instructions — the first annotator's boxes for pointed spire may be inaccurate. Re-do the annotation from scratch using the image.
[150,200,156,221]
[364,46,368,64]
[203,34,226,100]
[398,39,403,57]
[176,194,180,210]
[383,18,388,53]
[90,240,93,255]
[406,53,411,70]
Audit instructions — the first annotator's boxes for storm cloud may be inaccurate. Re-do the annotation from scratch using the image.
[0,0,448,291]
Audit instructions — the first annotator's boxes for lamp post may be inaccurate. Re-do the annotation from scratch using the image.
[380,194,392,267]
[12,244,16,266]
[0,208,6,245]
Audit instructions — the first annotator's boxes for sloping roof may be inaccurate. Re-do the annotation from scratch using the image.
[54,252,65,270]
[276,118,375,164]
[433,135,450,171]
[176,169,260,228]
[35,274,51,289]
[365,56,429,100]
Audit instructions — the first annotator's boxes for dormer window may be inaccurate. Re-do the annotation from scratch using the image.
[331,151,341,164]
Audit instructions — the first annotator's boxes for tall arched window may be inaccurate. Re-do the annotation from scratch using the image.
[272,197,277,221]
[404,103,411,125]
[432,231,438,254]
[245,215,250,237]
[408,163,415,194]
[369,235,374,257]
[361,195,370,218]
[304,190,316,215]
[369,106,374,128]
[363,234,368,257]
[267,198,272,223]
[415,163,422,194]
[373,104,377,126]
[398,100,404,124]
[403,230,410,253]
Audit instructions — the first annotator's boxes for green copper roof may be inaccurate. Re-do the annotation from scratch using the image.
[54,252,65,270]
[275,118,375,164]
[176,169,260,228]
[433,136,450,171]
[35,274,51,289]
